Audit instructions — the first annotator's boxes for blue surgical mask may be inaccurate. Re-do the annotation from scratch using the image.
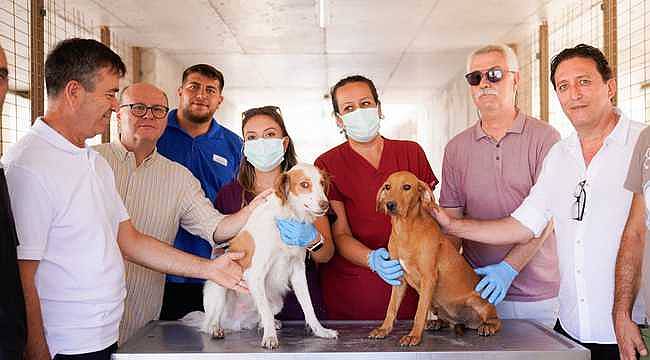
[340,107,381,143]
[243,138,286,172]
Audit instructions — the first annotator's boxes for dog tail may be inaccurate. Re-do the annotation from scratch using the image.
[180,311,205,328]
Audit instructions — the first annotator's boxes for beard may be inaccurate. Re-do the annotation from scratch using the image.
[182,106,212,124]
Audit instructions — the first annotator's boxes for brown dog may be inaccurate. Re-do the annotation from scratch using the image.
[369,171,501,346]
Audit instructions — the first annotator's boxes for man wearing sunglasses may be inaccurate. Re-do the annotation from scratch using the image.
[432,44,646,359]
[439,44,561,327]
[156,64,245,320]
[94,82,267,343]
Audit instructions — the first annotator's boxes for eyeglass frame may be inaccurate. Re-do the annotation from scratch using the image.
[119,103,169,119]
[464,66,515,86]
[241,105,282,120]
[572,180,587,221]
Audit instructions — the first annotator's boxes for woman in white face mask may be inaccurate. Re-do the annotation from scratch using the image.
[215,105,334,320]
[314,75,439,321]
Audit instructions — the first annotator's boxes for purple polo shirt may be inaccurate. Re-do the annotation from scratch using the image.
[439,111,560,302]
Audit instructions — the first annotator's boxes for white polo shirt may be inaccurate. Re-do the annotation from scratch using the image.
[512,110,646,343]
[2,119,129,356]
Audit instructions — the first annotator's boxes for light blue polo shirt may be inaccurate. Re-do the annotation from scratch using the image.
[157,109,243,284]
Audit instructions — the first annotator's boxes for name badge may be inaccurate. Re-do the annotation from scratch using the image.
[212,154,228,167]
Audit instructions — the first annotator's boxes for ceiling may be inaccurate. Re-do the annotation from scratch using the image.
[65,0,554,106]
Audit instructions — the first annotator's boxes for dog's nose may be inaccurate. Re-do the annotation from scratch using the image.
[319,200,330,211]
[386,201,397,212]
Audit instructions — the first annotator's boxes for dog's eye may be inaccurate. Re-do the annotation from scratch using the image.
[402,184,411,191]
[384,184,391,191]
[300,181,310,189]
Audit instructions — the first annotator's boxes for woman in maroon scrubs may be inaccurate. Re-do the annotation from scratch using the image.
[315,75,438,320]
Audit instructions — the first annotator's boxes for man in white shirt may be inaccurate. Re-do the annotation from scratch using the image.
[432,44,646,360]
[4,38,249,360]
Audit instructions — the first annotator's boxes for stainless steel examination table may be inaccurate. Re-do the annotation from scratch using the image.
[113,320,589,359]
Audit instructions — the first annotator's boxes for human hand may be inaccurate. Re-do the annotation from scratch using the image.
[474,261,518,304]
[207,251,249,293]
[275,218,319,247]
[614,313,648,360]
[247,188,273,212]
[368,248,403,286]
[427,205,452,231]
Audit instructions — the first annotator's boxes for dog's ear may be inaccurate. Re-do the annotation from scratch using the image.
[417,180,438,211]
[319,169,331,196]
[376,183,386,213]
[274,172,290,205]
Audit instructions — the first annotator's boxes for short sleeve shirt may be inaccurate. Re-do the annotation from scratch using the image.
[314,138,437,320]
[625,126,650,228]
[3,119,129,356]
[439,112,561,302]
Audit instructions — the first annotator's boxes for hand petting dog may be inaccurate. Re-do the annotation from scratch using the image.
[205,251,250,294]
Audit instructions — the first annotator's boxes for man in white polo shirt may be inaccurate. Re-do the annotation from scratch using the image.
[3,38,249,360]
[431,44,646,360]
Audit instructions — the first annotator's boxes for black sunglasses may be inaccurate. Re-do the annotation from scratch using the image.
[465,67,506,86]
[572,180,587,221]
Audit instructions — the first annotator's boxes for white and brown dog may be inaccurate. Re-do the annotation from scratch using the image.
[202,163,338,349]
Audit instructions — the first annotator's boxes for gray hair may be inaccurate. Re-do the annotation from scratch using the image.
[466,43,519,73]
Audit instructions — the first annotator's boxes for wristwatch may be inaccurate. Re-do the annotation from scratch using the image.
[306,234,324,252]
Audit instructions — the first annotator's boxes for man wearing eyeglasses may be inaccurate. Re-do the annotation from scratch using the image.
[432,44,646,359]
[155,64,244,320]
[94,82,265,343]
[439,44,561,327]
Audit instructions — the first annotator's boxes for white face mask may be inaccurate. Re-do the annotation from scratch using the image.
[243,138,286,172]
[340,107,381,143]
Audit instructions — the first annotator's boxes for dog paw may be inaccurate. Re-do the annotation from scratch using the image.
[399,333,422,347]
[261,334,279,349]
[477,323,498,336]
[209,326,224,339]
[313,327,338,339]
[425,319,448,331]
[368,327,391,339]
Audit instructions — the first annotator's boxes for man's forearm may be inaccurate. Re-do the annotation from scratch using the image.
[614,193,647,318]
[119,221,209,280]
[19,261,51,360]
[213,207,252,242]
[447,216,534,246]
[504,220,554,271]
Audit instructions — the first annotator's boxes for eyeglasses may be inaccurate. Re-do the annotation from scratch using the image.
[120,103,169,119]
[465,67,510,86]
[242,105,282,120]
[572,180,587,221]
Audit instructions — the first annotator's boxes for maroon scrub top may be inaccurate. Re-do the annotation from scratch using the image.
[314,138,438,320]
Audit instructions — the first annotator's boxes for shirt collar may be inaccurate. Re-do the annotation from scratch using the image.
[167,109,224,140]
[111,139,159,167]
[472,110,526,141]
[566,108,631,149]
[32,117,89,155]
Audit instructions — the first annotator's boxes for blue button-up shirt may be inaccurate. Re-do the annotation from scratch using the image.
[157,109,243,284]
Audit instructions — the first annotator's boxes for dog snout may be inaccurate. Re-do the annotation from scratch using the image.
[319,200,330,211]
[386,201,397,213]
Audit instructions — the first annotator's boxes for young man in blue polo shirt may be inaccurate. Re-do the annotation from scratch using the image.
[157,64,243,320]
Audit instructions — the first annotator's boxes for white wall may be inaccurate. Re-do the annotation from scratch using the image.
[140,48,184,109]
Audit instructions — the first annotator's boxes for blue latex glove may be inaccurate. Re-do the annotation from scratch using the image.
[275,218,318,247]
[474,261,518,305]
[368,248,404,286]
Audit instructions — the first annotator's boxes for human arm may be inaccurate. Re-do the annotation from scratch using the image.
[274,215,334,263]
[18,260,50,360]
[117,220,248,292]
[213,189,273,241]
[613,192,647,360]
